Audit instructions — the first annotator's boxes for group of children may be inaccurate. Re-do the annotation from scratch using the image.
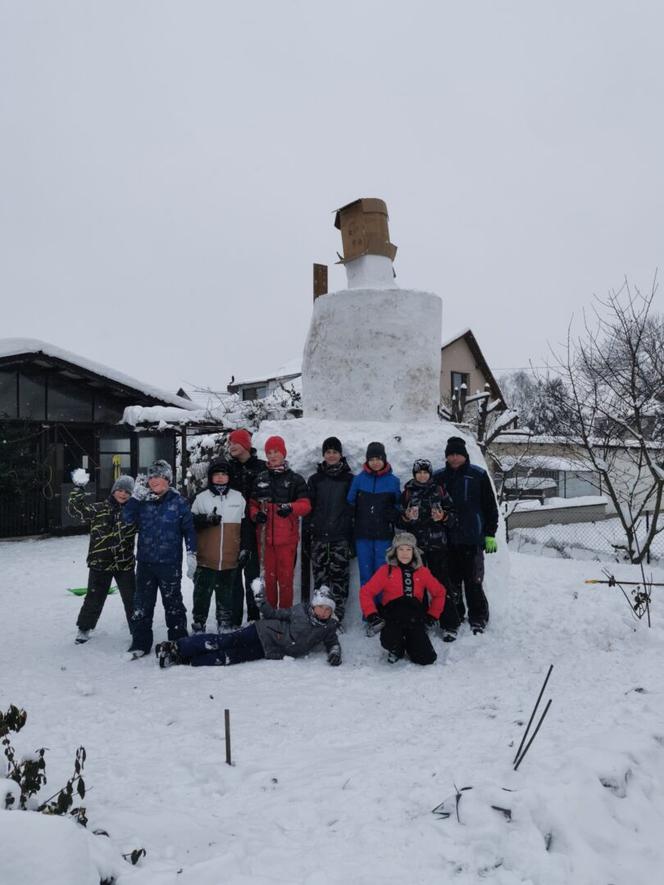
[69,429,499,668]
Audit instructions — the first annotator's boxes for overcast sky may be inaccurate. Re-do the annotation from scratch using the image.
[2,1,663,396]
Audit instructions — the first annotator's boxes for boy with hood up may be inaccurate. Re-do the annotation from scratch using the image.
[306,436,354,622]
[190,458,247,633]
[346,441,401,586]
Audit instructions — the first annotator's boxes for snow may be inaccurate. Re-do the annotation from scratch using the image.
[0,338,196,411]
[496,454,594,473]
[71,468,91,487]
[302,288,442,421]
[1,535,664,883]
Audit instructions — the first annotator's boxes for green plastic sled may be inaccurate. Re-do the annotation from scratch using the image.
[67,586,118,596]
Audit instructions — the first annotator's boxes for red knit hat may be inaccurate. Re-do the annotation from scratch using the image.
[228,429,252,452]
[264,435,287,457]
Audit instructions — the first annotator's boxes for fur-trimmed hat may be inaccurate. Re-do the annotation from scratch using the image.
[264,435,287,457]
[322,436,343,456]
[386,531,424,568]
[147,460,173,483]
[229,429,252,452]
[111,475,135,495]
[311,586,336,612]
[445,436,469,459]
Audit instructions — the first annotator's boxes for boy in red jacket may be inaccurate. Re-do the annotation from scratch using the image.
[360,531,446,665]
[249,436,311,608]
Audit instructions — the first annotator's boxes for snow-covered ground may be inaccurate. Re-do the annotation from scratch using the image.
[1,535,664,884]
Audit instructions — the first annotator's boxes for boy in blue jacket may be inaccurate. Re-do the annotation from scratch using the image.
[347,442,400,586]
[121,459,197,658]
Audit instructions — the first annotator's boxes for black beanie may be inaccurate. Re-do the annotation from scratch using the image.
[208,459,231,484]
[322,436,343,456]
[445,436,469,459]
[366,441,387,463]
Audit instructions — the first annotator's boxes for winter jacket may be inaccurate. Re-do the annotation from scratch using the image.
[191,487,245,571]
[347,464,400,540]
[122,488,196,565]
[67,488,136,572]
[434,463,498,547]
[249,466,311,547]
[399,478,455,551]
[306,459,354,542]
[359,562,446,620]
[254,600,340,660]
[228,450,266,500]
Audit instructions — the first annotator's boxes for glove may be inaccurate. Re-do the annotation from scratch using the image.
[238,549,250,567]
[132,475,150,501]
[277,504,293,518]
[425,615,438,629]
[255,510,268,524]
[186,552,197,579]
[327,645,342,667]
[365,613,385,637]
[70,468,90,487]
[485,536,498,554]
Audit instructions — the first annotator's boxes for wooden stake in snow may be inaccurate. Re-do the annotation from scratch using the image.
[225,709,232,766]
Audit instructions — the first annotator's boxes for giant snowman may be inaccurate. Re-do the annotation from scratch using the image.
[254,198,506,607]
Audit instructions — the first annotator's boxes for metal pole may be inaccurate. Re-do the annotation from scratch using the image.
[224,708,232,766]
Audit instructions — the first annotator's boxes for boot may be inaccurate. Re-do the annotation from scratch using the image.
[75,629,91,644]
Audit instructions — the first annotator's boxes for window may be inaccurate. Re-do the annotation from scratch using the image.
[19,371,46,420]
[0,369,17,418]
[451,371,469,398]
[241,385,267,401]
[138,435,174,475]
[94,394,125,424]
[98,435,132,493]
[47,374,93,422]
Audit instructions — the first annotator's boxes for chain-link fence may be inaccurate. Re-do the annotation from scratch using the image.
[505,505,664,565]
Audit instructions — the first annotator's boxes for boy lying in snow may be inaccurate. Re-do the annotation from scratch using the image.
[155,586,341,668]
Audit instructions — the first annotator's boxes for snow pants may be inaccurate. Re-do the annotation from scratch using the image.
[311,540,351,621]
[379,598,436,665]
[130,562,188,653]
[423,549,462,633]
[77,568,135,633]
[260,543,297,609]
[446,544,489,628]
[231,548,261,626]
[177,624,266,667]
[356,538,391,587]
[192,566,236,632]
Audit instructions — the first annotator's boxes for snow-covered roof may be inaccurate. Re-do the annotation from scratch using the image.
[497,454,595,473]
[0,337,196,410]
[229,357,302,389]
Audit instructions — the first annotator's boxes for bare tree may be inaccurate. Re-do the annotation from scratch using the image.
[548,276,664,562]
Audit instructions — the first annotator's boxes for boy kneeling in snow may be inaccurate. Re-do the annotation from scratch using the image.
[155,586,342,668]
[360,532,446,665]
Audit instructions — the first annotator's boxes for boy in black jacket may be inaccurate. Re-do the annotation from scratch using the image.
[227,428,266,624]
[306,437,354,622]
[400,459,460,640]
